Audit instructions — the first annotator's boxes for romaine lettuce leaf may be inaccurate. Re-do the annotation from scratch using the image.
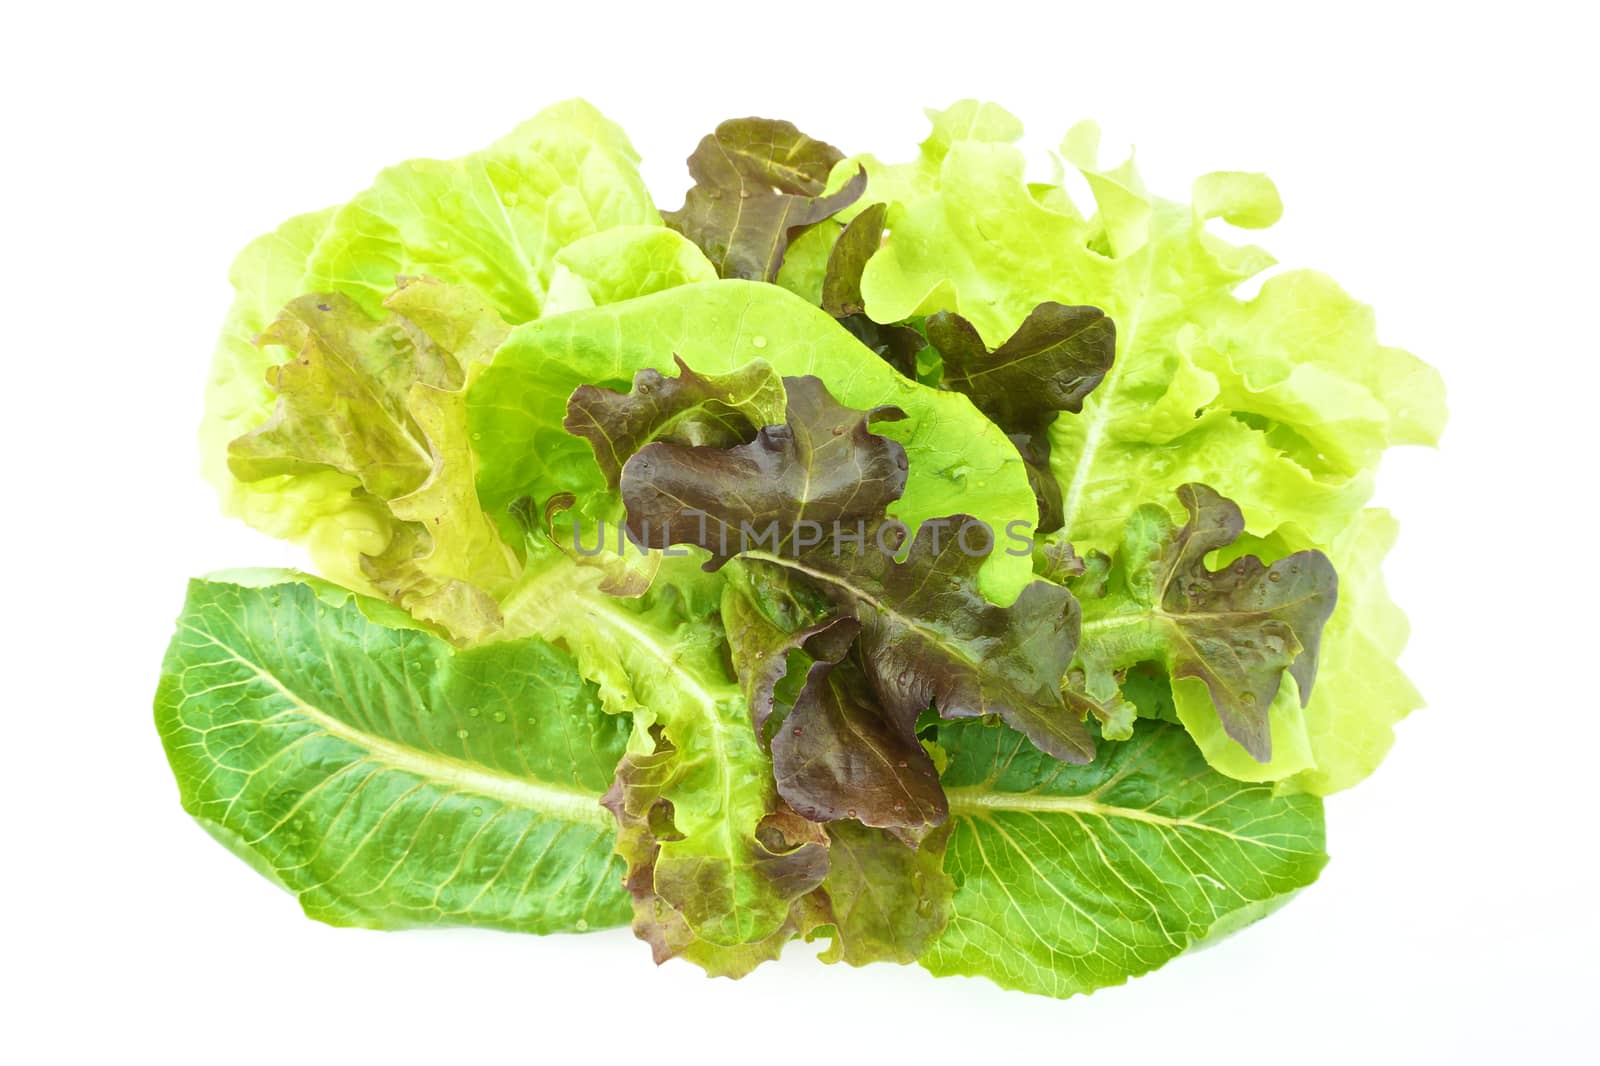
[923,718,1327,997]
[154,573,631,933]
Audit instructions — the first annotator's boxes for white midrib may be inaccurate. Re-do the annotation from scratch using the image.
[945,787,1232,836]
[479,163,541,299]
[182,625,612,828]
[1055,257,1157,535]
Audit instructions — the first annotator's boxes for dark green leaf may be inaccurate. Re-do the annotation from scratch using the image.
[154,574,631,933]
[924,717,1327,997]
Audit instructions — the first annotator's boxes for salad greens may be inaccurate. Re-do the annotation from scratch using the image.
[159,99,1444,997]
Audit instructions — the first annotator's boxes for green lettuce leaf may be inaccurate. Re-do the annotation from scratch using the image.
[469,280,1038,601]
[227,281,519,641]
[1188,269,1448,477]
[154,572,630,933]
[847,105,1441,554]
[202,100,661,591]
[835,100,1024,218]
[604,728,829,968]
[1286,509,1424,793]
[772,218,840,307]
[200,207,397,589]
[542,226,718,315]
[663,117,866,282]
[924,718,1327,997]
[304,99,658,322]
[515,492,661,598]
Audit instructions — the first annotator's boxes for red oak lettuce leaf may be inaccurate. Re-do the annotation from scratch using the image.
[1077,484,1339,759]
[925,303,1116,532]
[663,118,867,282]
[586,371,1094,840]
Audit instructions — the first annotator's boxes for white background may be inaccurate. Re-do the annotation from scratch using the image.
[7,2,1596,1061]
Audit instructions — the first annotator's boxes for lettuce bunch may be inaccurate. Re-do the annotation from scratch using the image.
[157,100,1444,996]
